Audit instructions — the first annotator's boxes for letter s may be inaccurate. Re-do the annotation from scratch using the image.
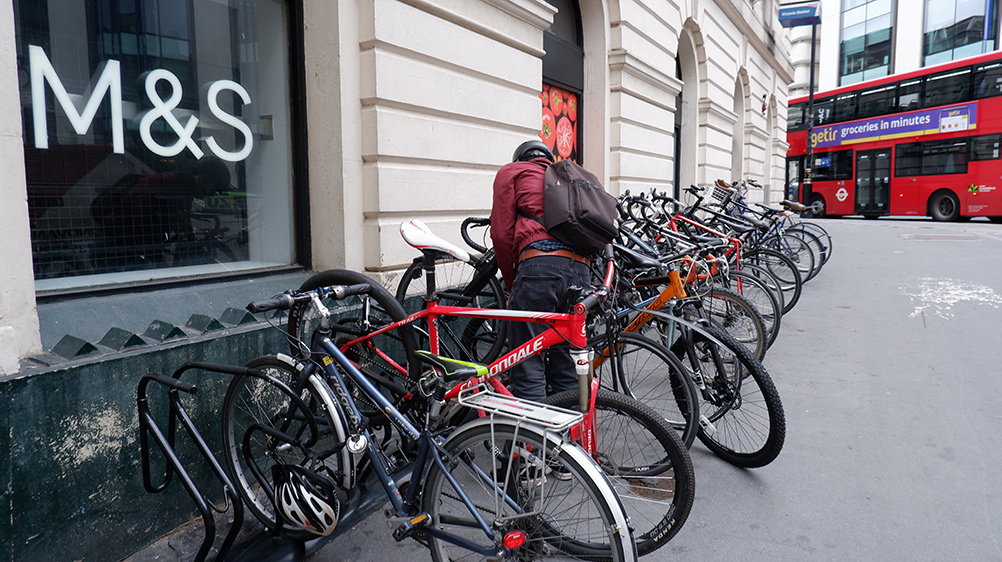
[204,80,253,162]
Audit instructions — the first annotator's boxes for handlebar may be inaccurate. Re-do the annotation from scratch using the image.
[246,283,373,313]
[461,217,491,254]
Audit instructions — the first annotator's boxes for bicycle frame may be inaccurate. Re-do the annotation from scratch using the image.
[335,244,616,455]
[296,329,582,556]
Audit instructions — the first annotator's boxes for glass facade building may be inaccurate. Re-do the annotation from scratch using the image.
[924,0,998,65]
[840,0,894,86]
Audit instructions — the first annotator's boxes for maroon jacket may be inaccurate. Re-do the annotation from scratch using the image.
[490,157,556,289]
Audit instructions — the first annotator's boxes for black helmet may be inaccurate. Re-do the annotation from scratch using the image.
[512,140,554,163]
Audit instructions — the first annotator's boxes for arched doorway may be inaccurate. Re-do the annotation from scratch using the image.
[676,30,699,194]
[540,0,583,163]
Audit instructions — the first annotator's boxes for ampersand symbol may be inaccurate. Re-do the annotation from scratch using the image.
[139,69,204,158]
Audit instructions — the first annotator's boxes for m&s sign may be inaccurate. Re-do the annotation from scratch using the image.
[28,45,254,162]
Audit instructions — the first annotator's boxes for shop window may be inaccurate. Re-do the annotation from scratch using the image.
[541,0,582,163]
[15,0,296,292]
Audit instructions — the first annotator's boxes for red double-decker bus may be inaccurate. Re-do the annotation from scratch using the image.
[786,51,1002,222]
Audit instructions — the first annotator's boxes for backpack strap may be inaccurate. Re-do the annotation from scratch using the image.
[517,209,544,225]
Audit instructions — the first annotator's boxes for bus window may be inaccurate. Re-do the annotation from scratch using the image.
[812,150,853,181]
[924,68,971,107]
[897,78,922,112]
[858,84,896,118]
[896,138,969,176]
[895,143,922,176]
[974,62,1002,99]
[787,102,807,130]
[814,98,834,126]
[834,92,857,122]
[970,134,1001,160]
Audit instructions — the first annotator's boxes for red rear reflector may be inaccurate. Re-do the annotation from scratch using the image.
[503,530,526,549]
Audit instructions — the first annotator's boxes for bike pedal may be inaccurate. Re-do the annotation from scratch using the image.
[391,513,430,542]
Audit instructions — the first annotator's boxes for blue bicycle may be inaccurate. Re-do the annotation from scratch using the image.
[221,282,638,561]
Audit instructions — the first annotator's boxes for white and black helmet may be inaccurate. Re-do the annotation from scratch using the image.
[272,464,341,536]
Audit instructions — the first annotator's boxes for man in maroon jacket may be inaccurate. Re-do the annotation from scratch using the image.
[490,140,592,402]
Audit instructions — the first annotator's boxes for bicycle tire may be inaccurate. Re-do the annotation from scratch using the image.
[395,252,508,364]
[743,248,802,314]
[670,319,786,468]
[424,418,637,562]
[286,269,420,422]
[763,234,816,283]
[592,332,699,449]
[783,228,826,280]
[727,270,782,350]
[543,388,695,555]
[700,286,768,360]
[221,354,352,539]
[787,222,832,266]
[736,262,786,314]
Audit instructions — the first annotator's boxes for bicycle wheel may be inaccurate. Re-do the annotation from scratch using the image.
[543,388,695,556]
[395,251,508,364]
[787,222,832,266]
[592,332,699,449]
[727,270,782,350]
[424,418,637,562]
[764,234,816,282]
[737,262,786,315]
[783,227,826,280]
[743,248,802,314]
[670,319,786,468]
[287,269,420,420]
[221,355,352,539]
[699,286,767,360]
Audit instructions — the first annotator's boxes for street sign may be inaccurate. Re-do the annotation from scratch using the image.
[779,2,821,27]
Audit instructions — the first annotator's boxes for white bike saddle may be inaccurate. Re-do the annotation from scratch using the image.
[399,219,471,263]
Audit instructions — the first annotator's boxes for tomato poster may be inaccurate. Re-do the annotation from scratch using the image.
[539,83,579,163]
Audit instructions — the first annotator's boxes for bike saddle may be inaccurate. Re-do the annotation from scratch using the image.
[780,200,807,212]
[614,243,661,271]
[400,219,472,263]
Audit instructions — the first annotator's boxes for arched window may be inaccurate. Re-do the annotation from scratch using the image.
[732,77,746,181]
[540,0,583,163]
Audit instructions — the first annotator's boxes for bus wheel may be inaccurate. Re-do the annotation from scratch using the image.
[809,195,827,218]
[929,190,960,222]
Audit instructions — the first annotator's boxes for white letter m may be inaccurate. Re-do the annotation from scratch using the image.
[29,45,124,154]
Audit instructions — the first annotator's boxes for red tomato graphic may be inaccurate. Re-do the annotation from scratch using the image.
[540,108,556,150]
[550,89,563,116]
[566,96,577,121]
[555,116,574,158]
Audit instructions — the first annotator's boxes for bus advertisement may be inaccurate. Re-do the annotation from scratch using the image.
[786,51,1002,222]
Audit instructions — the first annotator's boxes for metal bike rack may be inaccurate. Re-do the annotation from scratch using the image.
[137,361,303,562]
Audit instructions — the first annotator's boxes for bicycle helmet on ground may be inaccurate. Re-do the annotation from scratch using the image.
[272,463,342,536]
[512,139,555,163]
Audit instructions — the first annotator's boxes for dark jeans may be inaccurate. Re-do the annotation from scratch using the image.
[505,255,592,402]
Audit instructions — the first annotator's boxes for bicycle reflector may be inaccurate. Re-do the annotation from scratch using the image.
[503,530,526,549]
